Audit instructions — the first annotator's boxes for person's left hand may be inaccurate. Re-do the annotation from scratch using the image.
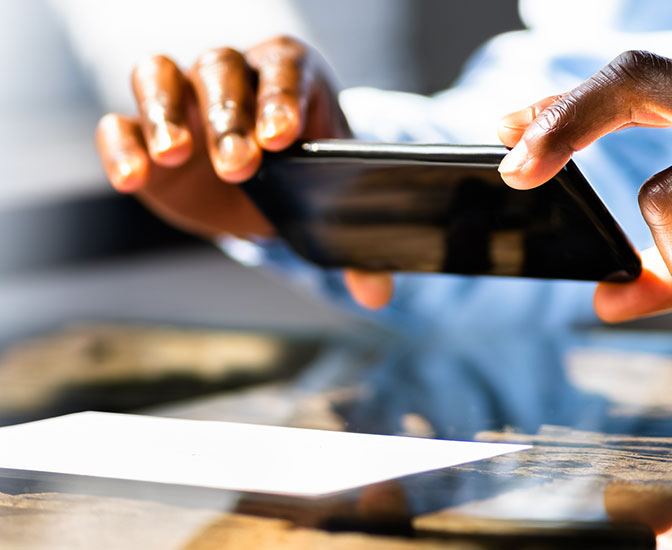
[498,50,672,323]
[93,36,392,310]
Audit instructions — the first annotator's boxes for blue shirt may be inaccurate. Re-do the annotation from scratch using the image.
[221,2,672,516]
[222,0,672,332]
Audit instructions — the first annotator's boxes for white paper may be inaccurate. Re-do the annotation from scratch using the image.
[0,412,530,497]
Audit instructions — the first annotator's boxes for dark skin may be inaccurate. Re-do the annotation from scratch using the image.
[498,50,672,322]
[95,46,672,536]
[96,36,393,309]
[97,44,672,320]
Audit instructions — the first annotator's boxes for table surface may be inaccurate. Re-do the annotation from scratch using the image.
[0,324,671,549]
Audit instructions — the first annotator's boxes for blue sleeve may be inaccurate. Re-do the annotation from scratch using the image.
[220,28,672,332]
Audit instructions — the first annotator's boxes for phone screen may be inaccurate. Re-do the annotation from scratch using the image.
[242,142,641,282]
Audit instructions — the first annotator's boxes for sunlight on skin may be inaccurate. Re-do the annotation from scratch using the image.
[496,52,672,322]
[343,270,394,310]
[96,37,349,241]
[605,481,672,542]
[98,44,672,320]
[594,247,672,322]
[498,104,672,323]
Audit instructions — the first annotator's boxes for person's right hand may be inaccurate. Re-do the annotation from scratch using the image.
[497,50,672,323]
[95,36,393,309]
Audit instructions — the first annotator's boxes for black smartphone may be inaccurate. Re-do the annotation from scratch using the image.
[241,141,641,282]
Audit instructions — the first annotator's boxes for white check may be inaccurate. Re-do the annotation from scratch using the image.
[0,412,529,497]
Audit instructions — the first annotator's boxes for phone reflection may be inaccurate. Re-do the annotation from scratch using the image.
[1,329,672,548]
[324,329,672,523]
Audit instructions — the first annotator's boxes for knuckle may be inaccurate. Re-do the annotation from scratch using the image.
[248,35,309,68]
[95,114,143,157]
[132,55,182,112]
[533,94,577,135]
[96,113,122,136]
[267,35,308,58]
[96,112,116,128]
[191,48,252,116]
[607,50,672,88]
[135,53,172,71]
[532,95,562,116]
[206,100,241,135]
[258,87,299,105]
[639,168,672,227]
[193,47,245,73]
[132,54,175,85]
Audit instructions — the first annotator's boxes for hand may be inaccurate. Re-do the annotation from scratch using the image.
[605,481,672,539]
[95,36,391,309]
[497,50,672,322]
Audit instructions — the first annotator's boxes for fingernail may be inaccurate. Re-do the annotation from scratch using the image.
[150,121,192,166]
[215,132,256,175]
[258,103,293,141]
[500,106,536,130]
[151,121,190,155]
[498,140,530,175]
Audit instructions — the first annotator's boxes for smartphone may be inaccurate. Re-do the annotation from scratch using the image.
[241,141,641,282]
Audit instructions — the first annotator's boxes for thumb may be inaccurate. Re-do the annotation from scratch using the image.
[498,51,672,190]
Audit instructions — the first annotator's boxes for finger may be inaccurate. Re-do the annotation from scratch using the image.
[594,247,672,322]
[131,55,193,167]
[605,482,672,536]
[190,48,261,183]
[246,36,311,151]
[356,482,408,518]
[95,113,150,193]
[343,270,393,310]
[497,95,560,148]
[640,163,672,263]
[498,51,672,189]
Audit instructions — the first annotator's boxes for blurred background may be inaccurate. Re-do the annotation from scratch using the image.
[0,0,529,422]
[0,0,522,345]
[0,0,530,424]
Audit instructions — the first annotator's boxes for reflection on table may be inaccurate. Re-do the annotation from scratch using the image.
[0,324,671,548]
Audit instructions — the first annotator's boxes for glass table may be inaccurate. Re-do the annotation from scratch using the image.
[0,324,670,549]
